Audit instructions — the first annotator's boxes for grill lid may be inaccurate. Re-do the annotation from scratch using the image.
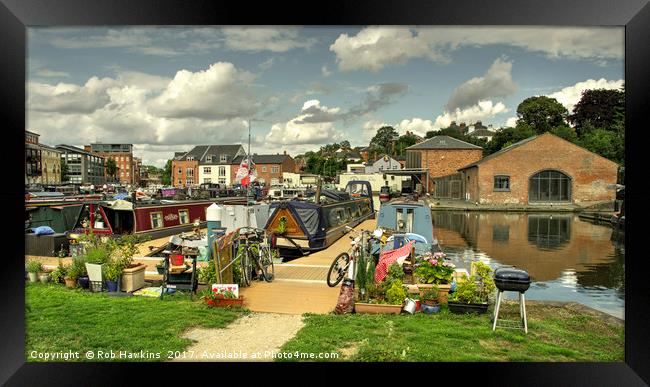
[494,267,531,283]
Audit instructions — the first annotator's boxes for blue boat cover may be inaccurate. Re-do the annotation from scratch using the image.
[113,193,129,200]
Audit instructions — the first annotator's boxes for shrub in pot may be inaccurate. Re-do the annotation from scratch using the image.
[104,262,122,292]
[26,261,43,283]
[448,262,496,314]
[156,259,166,275]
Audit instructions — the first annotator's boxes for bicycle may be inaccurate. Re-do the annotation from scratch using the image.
[234,227,275,286]
[326,226,379,287]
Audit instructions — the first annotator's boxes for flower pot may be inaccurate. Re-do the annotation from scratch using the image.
[77,276,90,289]
[85,263,105,284]
[417,283,451,304]
[421,303,441,314]
[121,264,146,292]
[64,277,77,289]
[28,272,39,283]
[205,296,244,308]
[105,280,118,292]
[38,272,51,283]
[447,301,489,314]
[354,303,402,314]
[156,265,165,275]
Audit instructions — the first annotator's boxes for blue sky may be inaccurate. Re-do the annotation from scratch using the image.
[26,26,624,167]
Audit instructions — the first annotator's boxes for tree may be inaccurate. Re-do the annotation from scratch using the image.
[339,140,351,150]
[60,160,69,183]
[161,159,172,186]
[516,96,569,134]
[484,126,536,155]
[369,126,399,155]
[579,128,624,165]
[569,88,625,137]
[394,133,419,156]
[425,130,439,139]
[549,125,579,144]
[105,158,118,182]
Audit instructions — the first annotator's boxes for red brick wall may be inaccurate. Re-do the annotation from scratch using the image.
[172,160,198,188]
[465,133,618,204]
[416,149,483,178]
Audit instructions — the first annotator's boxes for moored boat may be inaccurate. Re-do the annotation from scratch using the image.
[265,181,375,255]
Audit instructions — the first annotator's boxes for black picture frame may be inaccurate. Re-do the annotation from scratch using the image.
[2,0,648,384]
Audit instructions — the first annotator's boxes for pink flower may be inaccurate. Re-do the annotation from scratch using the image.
[431,259,438,266]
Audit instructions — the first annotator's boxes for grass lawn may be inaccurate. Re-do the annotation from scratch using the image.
[26,283,245,362]
[279,303,624,362]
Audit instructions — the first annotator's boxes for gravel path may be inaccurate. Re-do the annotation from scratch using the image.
[171,313,305,362]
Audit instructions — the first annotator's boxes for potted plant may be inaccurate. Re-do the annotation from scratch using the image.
[205,289,244,308]
[112,235,148,292]
[104,261,122,292]
[26,261,42,283]
[64,263,79,289]
[84,243,111,291]
[156,258,166,275]
[38,270,51,283]
[355,263,406,314]
[414,252,455,304]
[448,262,495,314]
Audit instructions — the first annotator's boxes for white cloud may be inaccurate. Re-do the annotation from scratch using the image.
[331,26,623,72]
[148,62,260,120]
[446,57,518,110]
[265,103,346,147]
[395,118,437,137]
[115,71,171,91]
[433,101,509,129]
[222,27,316,52]
[505,116,518,128]
[28,76,115,114]
[321,65,331,77]
[546,78,624,112]
[259,58,275,70]
[330,27,444,72]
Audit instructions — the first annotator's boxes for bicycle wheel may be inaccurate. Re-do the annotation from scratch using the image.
[240,247,252,287]
[259,245,275,282]
[327,252,350,287]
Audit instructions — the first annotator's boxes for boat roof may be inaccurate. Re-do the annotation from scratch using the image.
[383,197,427,207]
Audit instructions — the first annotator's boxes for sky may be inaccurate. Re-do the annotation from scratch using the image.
[26,26,624,168]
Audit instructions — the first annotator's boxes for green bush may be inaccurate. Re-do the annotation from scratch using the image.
[385,279,407,305]
[27,260,43,273]
[104,262,122,282]
[84,245,111,265]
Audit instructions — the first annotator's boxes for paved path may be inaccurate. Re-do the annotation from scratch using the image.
[173,313,305,362]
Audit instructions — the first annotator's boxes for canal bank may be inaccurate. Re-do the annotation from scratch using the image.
[424,197,616,213]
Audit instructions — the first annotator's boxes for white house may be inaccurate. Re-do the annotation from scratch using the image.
[365,155,402,173]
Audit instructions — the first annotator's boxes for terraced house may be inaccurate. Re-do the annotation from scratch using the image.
[172,145,246,188]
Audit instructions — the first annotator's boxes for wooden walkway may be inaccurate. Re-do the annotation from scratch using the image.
[239,219,377,315]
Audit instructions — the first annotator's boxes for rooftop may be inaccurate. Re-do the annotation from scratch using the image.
[407,135,483,150]
[231,154,292,165]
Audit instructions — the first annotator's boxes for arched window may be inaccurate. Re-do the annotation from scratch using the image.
[529,170,571,202]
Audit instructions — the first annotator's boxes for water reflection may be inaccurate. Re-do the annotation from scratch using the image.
[432,211,624,319]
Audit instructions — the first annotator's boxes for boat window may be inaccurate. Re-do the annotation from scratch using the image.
[151,212,164,229]
[406,208,414,233]
[178,209,189,224]
[345,208,352,222]
[396,209,405,231]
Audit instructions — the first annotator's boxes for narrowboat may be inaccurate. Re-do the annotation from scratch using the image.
[26,197,247,240]
[264,181,375,256]
[375,197,440,254]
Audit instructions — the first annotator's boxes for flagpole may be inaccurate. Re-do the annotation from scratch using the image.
[247,119,251,228]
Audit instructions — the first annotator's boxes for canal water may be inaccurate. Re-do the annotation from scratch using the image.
[431,211,624,319]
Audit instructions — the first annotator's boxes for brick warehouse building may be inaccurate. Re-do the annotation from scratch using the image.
[458,132,619,205]
[230,153,296,187]
[406,135,483,196]
[86,144,136,185]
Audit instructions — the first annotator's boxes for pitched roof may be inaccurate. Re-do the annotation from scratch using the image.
[406,135,483,150]
[231,154,292,165]
[468,128,494,137]
[459,135,539,170]
[174,145,244,163]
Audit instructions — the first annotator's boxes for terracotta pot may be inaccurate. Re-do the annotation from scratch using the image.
[354,303,402,314]
[64,277,77,289]
[205,296,244,308]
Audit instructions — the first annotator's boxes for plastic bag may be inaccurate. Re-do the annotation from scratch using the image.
[32,226,55,235]
[334,279,355,314]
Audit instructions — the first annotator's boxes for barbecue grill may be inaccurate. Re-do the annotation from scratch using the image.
[492,267,531,333]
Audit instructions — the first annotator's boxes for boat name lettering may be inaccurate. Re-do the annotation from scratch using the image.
[164,213,179,221]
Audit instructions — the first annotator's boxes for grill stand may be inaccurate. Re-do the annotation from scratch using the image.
[492,289,528,334]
